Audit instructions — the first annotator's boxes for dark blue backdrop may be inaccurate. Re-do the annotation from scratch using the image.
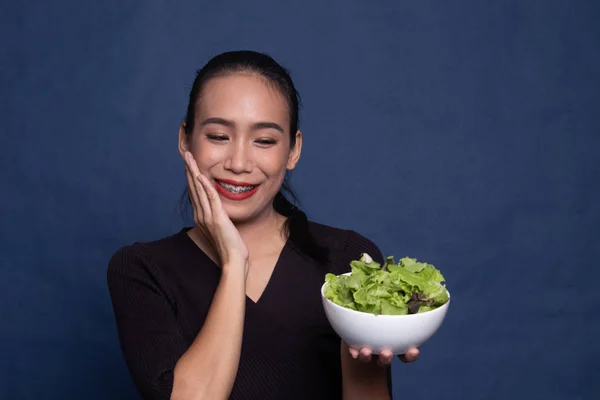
[2,1,599,399]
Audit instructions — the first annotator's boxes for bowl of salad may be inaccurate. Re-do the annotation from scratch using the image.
[321,253,450,355]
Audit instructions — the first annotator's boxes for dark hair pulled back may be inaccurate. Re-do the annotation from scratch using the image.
[182,50,329,264]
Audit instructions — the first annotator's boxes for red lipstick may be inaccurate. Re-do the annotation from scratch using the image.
[214,179,260,201]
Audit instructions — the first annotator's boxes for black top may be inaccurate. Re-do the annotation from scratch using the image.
[107,221,390,400]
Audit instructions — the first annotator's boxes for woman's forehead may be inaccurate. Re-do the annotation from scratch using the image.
[198,74,289,122]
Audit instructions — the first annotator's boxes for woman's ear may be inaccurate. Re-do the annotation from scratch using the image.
[287,130,303,170]
[178,122,190,158]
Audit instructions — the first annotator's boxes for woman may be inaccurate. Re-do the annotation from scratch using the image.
[107,50,419,400]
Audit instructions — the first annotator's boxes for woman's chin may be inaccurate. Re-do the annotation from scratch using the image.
[222,204,256,224]
[222,200,271,225]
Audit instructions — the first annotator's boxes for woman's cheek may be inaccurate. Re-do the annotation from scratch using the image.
[258,149,290,175]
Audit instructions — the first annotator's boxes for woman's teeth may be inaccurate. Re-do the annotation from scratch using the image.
[217,181,256,194]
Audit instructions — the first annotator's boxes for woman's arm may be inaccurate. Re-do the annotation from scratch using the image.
[107,247,247,400]
[171,262,246,400]
[341,341,391,400]
[170,153,250,399]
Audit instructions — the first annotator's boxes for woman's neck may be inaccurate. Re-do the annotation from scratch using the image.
[235,207,287,255]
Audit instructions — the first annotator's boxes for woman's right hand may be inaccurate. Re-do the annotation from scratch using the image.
[184,151,249,272]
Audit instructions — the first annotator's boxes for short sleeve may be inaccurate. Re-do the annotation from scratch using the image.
[106,245,188,400]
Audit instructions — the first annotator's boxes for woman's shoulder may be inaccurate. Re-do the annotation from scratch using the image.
[107,228,191,278]
[306,220,384,265]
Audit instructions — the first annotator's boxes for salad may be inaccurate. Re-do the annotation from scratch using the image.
[323,253,449,315]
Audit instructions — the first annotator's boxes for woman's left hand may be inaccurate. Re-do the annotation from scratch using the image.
[348,346,420,366]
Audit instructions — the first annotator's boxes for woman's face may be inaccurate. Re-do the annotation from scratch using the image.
[179,73,302,223]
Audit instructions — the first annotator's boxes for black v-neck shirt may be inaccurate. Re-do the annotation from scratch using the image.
[107,221,389,400]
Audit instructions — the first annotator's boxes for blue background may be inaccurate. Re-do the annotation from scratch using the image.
[1,1,599,399]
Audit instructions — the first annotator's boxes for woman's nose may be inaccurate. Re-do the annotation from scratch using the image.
[224,141,252,173]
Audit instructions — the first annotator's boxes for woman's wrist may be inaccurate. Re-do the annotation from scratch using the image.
[221,258,249,281]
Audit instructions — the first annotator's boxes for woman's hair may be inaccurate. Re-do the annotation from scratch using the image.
[181,50,329,264]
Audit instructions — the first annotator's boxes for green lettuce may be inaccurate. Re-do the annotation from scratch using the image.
[324,254,448,315]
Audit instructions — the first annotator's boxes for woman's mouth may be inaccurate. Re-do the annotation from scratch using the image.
[214,179,260,200]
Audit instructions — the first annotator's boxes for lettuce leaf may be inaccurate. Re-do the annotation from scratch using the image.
[324,253,448,315]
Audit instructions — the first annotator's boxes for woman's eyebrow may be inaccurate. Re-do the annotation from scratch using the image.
[200,118,284,133]
[199,117,235,128]
[251,121,284,133]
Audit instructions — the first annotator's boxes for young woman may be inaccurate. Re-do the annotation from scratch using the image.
[107,50,419,400]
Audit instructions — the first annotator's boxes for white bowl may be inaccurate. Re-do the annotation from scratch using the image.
[321,273,450,355]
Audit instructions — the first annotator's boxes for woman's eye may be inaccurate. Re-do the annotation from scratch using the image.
[206,134,228,141]
[256,138,277,146]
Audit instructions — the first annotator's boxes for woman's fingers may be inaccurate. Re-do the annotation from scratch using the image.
[184,165,202,223]
[194,172,213,222]
[195,168,224,218]
[358,348,372,363]
[377,349,394,366]
[398,347,420,363]
[348,346,398,367]
[348,346,375,363]
[185,152,212,221]
[186,150,227,223]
